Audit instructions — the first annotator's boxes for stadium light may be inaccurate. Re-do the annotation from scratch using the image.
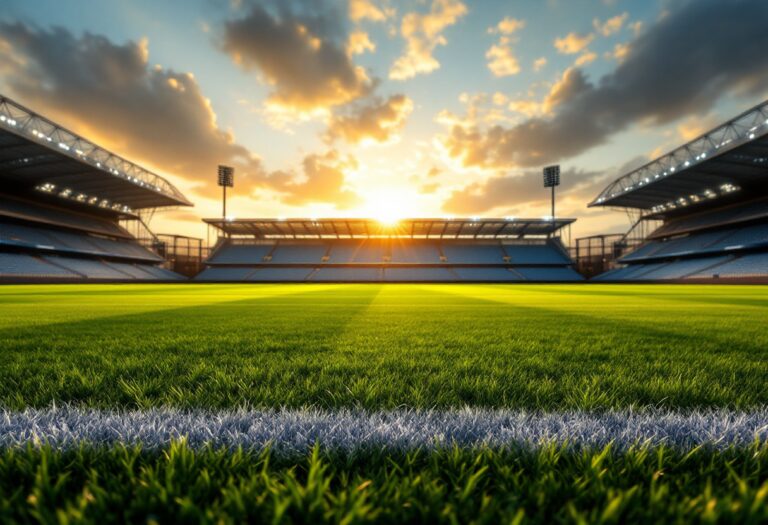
[217,165,234,219]
[543,165,560,235]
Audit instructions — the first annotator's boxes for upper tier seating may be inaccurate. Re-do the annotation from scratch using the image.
[649,198,768,239]
[0,195,130,238]
[0,221,161,262]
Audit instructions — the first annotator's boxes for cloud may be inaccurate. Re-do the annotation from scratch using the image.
[486,37,522,77]
[0,22,266,198]
[442,158,646,215]
[348,30,376,55]
[485,18,525,77]
[325,94,413,144]
[389,0,467,80]
[222,1,373,113]
[593,13,628,36]
[533,57,547,72]
[574,51,597,67]
[440,0,768,170]
[488,17,525,35]
[274,150,361,208]
[605,42,630,62]
[349,0,392,23]
[554,32,594,55]
[0,22,360,209]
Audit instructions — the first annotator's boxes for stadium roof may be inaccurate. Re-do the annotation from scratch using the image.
[590,99,768,213]
[204,218,575,239]
[0,95,192,211]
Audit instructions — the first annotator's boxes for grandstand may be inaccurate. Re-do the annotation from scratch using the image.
[590,99,768,282]
[0,95,191,281]
[196,218,583,282]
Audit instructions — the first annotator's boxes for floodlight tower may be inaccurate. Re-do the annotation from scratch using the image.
[543,164,560,219]
[218,165,234,219]
[543,164,560,237]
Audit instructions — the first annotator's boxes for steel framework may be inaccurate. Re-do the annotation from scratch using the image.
[0,95,191,209]
[591,99,768,210]
[203,218,575,240]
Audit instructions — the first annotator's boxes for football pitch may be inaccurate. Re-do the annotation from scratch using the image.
[0,283,767,523]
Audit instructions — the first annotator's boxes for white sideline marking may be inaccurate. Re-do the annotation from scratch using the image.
[1,408,766,453]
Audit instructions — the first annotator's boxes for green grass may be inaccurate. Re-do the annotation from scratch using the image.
[1,283,768,523]
[1,442,767,524]
[0,283,767,410]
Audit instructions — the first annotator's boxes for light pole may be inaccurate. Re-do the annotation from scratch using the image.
[217,165,234,219]
[543,165,560,237]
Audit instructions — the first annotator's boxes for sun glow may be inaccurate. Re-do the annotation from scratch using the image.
[356,188,422,226]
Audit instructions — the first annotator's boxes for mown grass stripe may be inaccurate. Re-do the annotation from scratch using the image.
[2,407,766,453]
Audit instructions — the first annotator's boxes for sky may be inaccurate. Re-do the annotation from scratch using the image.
[2,0,768,241]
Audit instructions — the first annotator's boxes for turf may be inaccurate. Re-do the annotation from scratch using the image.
[0,283,766,410]
[1,442,767,524]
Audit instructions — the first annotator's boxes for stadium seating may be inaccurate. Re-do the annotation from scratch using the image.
[0,252,78,278]
[195,267,257,281]
[440,244,505,264]
[269,243,328,264]
[247,268,315,281]
[502,244,570,264]
[1,221,161,262]
[327,242,387,263]
[383,267,456,281]
[389,242,442,263]
[310,267,384,281]
[206,243,273,264]
[451,267,523,281]
[514,266,583,281]
[198,236,583,282]
[690,252,768,279]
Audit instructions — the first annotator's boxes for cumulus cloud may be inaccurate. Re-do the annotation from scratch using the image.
[222,1,373,113]
[485,18,525,77]
[325,94,413,144]
[554,32,594,55]
[593,13,628,36]
[347,30,376,55]
[488,17,525,35]
[349,0,392,23]
[605,42,630,62]
[0,22,267,198]
[0,22,360,209]
[274,150,361,208]
[440,0,768,170]
[389,0,467,80]
[574,51,597,67]
[533,57,547,72]
[486,38,522,77]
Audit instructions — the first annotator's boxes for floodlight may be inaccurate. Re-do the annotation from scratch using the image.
[217,165,235,221]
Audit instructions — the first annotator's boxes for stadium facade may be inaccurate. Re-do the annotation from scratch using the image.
[591,99,768,282]
[196,218,583,282]
[0,95,190,281]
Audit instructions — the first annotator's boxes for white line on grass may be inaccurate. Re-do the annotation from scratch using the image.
[1,407,766,454]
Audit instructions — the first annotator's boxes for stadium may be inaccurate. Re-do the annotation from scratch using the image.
[1,1,768,522]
